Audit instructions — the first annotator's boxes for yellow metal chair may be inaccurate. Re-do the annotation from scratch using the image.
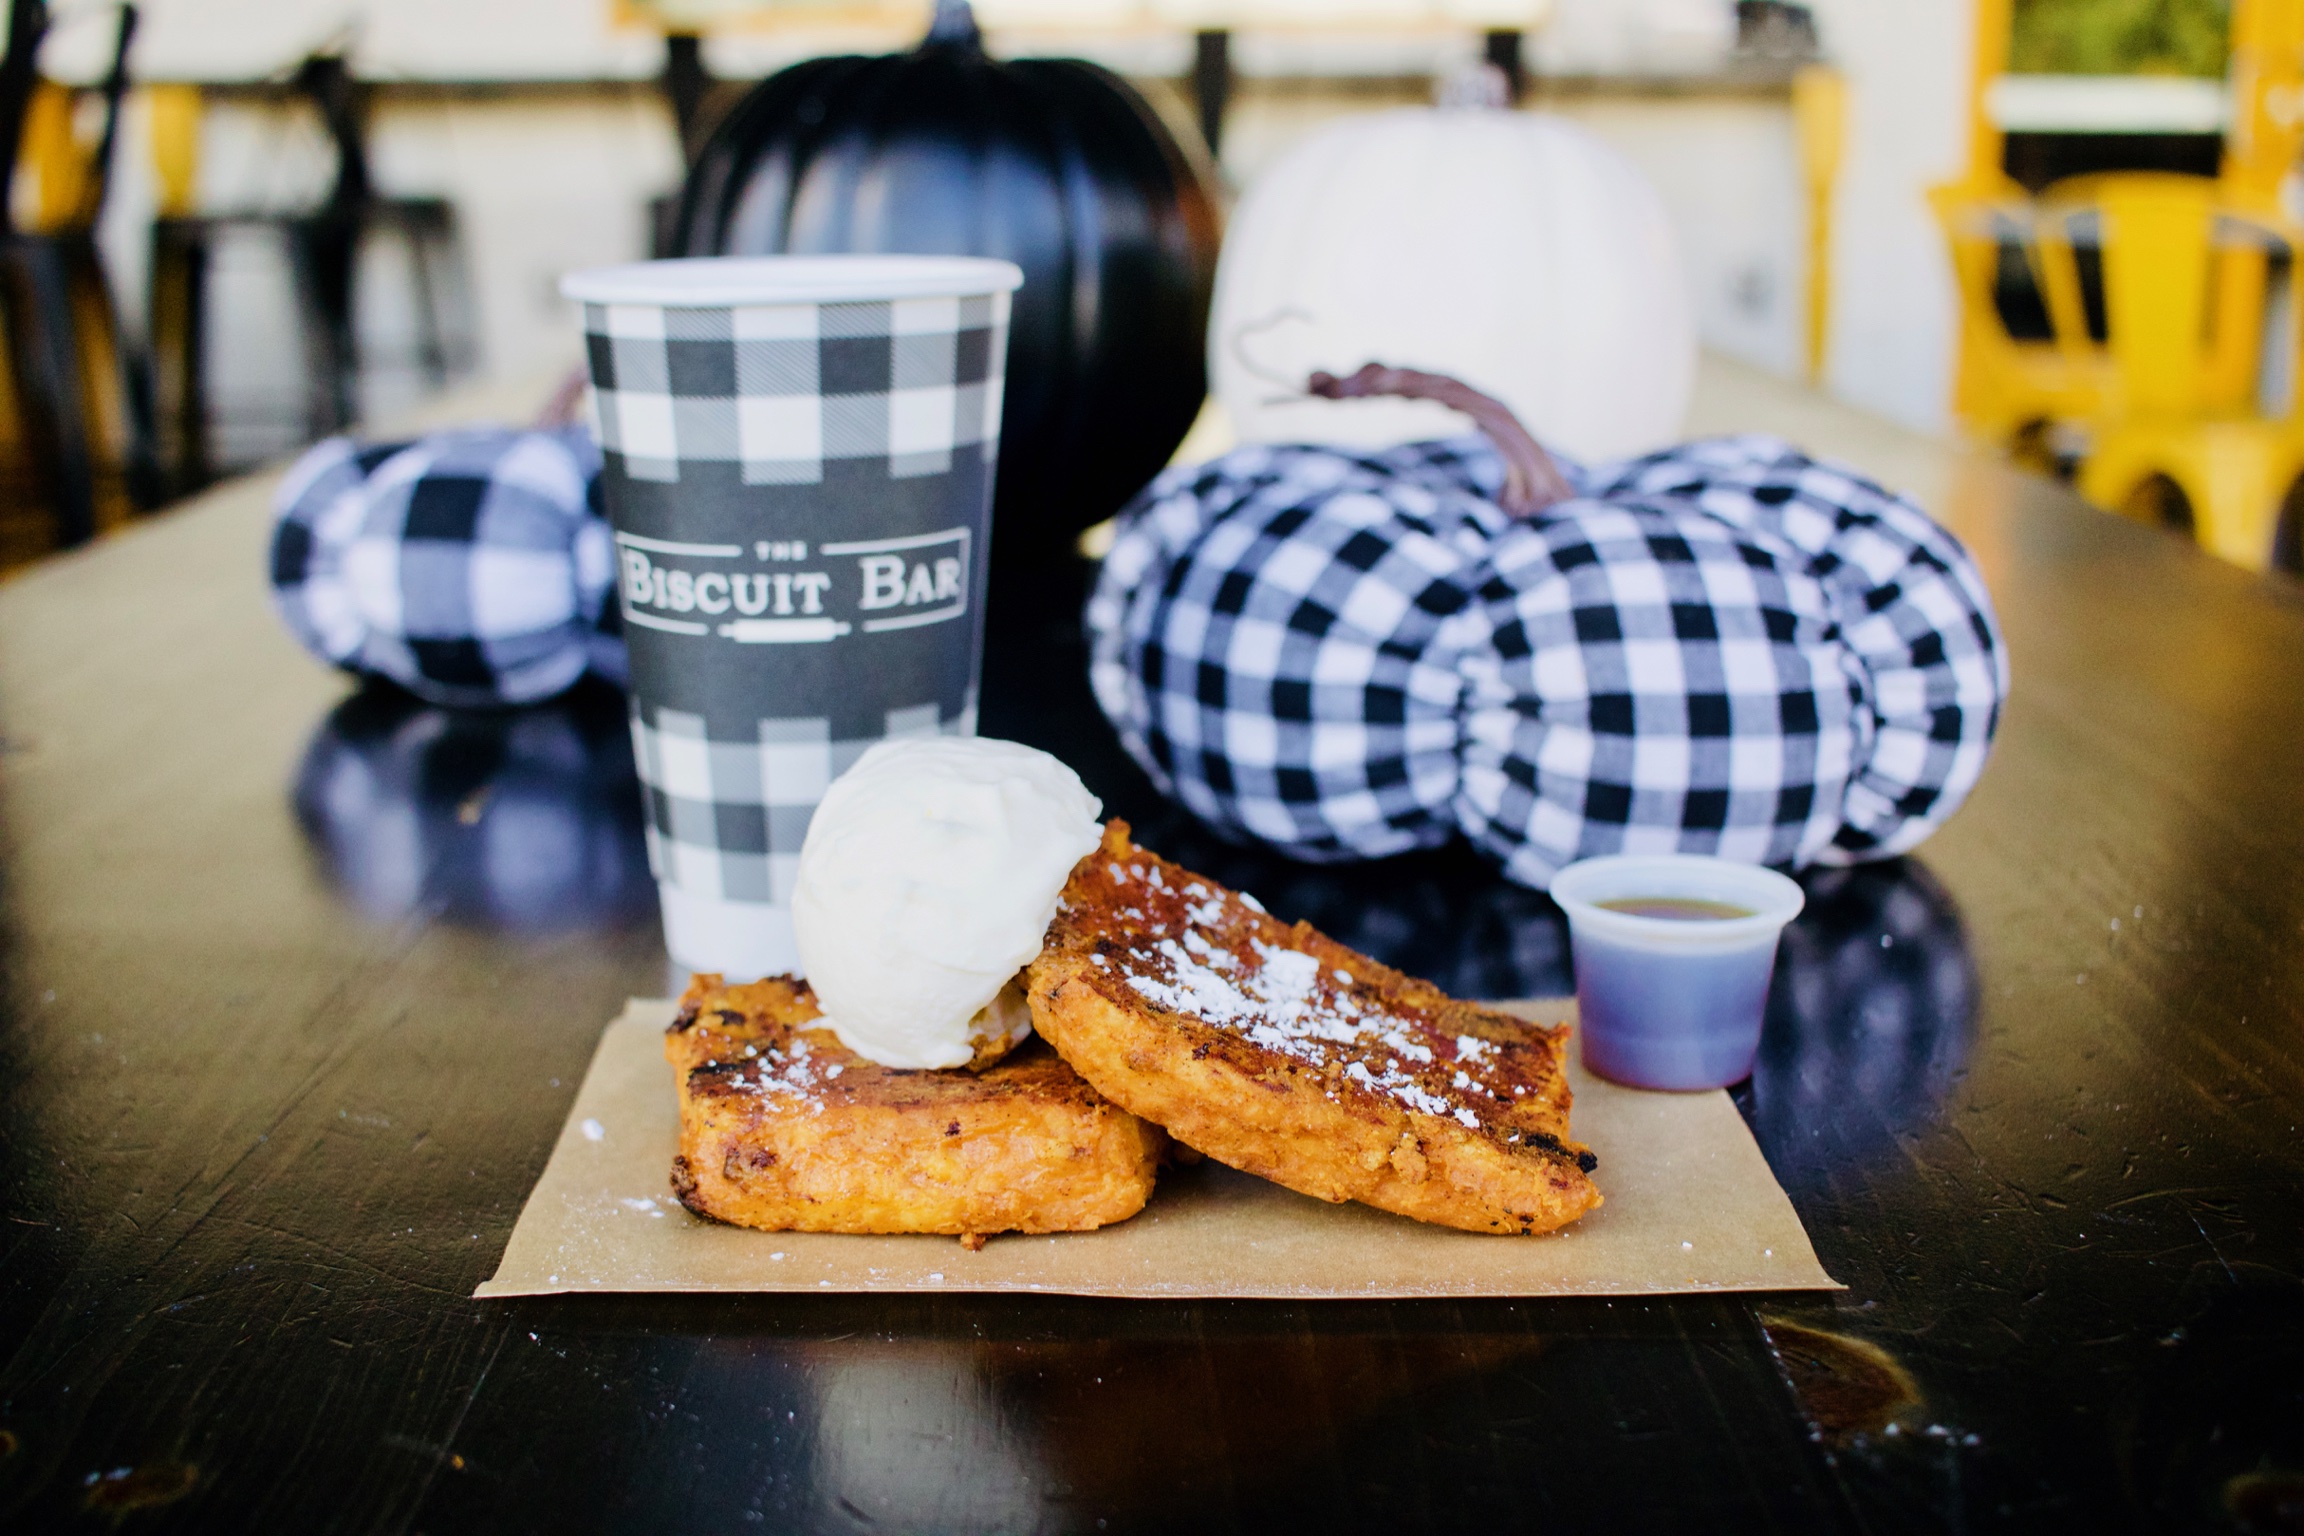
[2037,173,2304,567]
[1929,0,2116,465]
[1932,0,2304,572]
[1930,180,2114,461]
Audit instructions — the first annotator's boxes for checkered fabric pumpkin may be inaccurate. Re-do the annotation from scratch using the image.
[270,426,626,707]
[1087,432,2007,887]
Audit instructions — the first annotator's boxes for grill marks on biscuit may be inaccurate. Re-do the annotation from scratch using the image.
[1061,849,1574,1154]
[666,974,1166,1238]
[1029,822,1601,1234]
[704,1032,848,1107]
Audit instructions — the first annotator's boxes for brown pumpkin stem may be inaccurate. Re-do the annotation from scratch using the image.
[1307,363,1574,518]
[535,365,589,429]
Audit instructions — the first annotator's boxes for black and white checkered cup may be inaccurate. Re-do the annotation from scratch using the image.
[560,255,1024,979]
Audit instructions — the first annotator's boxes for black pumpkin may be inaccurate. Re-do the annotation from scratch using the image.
[670,0,1221,570]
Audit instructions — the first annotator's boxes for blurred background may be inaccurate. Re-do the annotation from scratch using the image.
[4,0,2299,578]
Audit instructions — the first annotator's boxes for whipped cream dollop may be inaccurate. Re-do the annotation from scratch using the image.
[791,736,1103,1069]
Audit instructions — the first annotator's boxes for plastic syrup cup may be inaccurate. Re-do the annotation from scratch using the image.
[1549,854,1806,1091]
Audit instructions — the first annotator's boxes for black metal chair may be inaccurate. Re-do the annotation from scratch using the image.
[0,0,161,564]
[146,54,473,494]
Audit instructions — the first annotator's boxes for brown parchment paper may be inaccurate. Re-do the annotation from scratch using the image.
[478,999,1838,1300]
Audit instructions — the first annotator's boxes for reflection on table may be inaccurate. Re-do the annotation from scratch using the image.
[292,677,654,933]
[1744,859,1978,1185]
[290,665,1976,1175]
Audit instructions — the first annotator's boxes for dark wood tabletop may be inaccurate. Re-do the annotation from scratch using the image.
[1,362,2300,1533]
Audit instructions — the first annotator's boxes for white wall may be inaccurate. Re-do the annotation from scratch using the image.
[364,95,684,386]
[104,74,1809,445]
[65,0,1974,451]
[1531,0,1735,74]
[91,89,681,464]
[1806,0,1974,434]
[1550,96,1804,381]
[37,0,663,83]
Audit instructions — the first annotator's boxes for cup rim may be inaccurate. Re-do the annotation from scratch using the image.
[1549,853,1805,949]
[560,255,1027,308]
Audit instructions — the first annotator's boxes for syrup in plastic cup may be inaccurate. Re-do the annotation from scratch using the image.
[1549,853,1806,1091]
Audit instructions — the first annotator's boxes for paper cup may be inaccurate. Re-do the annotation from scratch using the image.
[1550,854,1806,1090]
[561,255,1025,979]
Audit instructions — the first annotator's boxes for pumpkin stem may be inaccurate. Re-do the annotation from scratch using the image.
[924,0,982,49]
[1307,363,1575,518]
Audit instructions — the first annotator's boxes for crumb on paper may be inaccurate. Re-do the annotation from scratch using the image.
[769,1252,786,1261]
[927,1272,945,1282]
[960,1232,988,1251]
[580,1118,605,1141]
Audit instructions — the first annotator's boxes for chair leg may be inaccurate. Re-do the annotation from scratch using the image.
[65,236,165,515]
[407,219,450,389]
[2190,438,2291,569]
[2077,444,2148,526]
[289,216,360,437]
[148,223,213,495]
[2086,429,2299,570]
[3,239,99,547]
[2273,475,2304,575]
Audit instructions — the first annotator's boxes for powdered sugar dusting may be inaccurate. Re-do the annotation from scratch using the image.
[1101,861,1515,1128]
[716,1034,841,1112]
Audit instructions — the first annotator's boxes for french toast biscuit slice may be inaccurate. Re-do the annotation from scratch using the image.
[1027,823,1602,1235]
[667,973,1166,1240]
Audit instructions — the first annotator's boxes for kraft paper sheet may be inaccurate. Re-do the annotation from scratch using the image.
[478,999,1838,1300]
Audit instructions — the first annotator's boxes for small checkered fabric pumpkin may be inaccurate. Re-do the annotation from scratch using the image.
[1087,368,2008,887]
[269,426,627,707]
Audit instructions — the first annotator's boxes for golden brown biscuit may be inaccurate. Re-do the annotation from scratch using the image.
[667,973,1167,1242]
[1027,823,1601,1235]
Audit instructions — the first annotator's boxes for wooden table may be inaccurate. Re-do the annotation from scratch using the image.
[1,358,2299,1532]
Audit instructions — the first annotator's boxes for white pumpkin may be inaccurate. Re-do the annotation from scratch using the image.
[1211,104,1696,461]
